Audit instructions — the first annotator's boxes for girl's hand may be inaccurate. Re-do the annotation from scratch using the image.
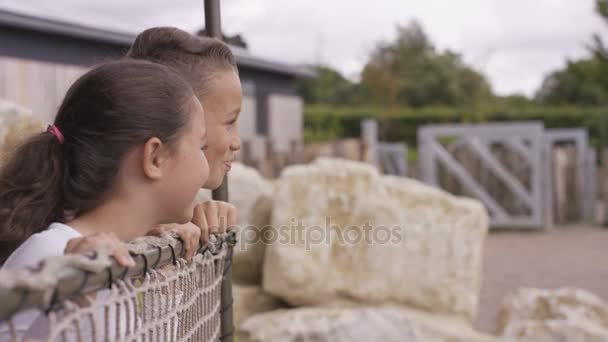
[64,232,135,267]
[192,200,237,244]
[148,200,236,260]
[148,222,201,260]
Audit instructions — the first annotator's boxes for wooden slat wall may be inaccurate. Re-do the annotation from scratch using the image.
[0,57,86,123]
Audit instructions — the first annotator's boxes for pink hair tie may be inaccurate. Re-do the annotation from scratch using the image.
[47,125,65,144]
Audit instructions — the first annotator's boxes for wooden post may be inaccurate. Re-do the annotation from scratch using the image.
[361,119,379,167]
[602,148,608,226]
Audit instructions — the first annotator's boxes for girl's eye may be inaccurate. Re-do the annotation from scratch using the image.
[227,119,237,125]
[201,145,209,151]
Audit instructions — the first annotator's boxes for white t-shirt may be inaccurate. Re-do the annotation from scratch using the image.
[1,223,82,340]
[3,222,82,270]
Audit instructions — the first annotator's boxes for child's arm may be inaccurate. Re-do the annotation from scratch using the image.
[64,200,236,264]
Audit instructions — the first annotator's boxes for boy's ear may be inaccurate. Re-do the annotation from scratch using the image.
[142,137,170,180]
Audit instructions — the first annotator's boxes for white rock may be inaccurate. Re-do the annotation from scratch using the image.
[263,158,489,321]
[229,163,274,285]
[0,111,44,163]
[238,306,496,342]
[195,163,274,285]
[194,188,212,204]
[498,287,608,341]
[233,285,284,328]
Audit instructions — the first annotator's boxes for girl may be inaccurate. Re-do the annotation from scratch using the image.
[0,60,232,338]
[62,27,243,259]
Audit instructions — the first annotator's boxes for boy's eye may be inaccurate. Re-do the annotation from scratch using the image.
[201,145,209,151]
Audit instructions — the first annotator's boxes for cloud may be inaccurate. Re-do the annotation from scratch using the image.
[1,0,606,96]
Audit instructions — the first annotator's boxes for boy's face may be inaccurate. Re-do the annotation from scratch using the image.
[200,70,242,190]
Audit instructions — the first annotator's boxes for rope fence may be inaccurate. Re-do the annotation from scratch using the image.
[0,231,236,342]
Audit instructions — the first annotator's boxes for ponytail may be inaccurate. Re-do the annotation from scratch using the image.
[0,130,66,264]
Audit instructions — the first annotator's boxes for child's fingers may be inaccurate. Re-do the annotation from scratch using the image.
[183,223,201,260]
[192,204,210,245]
[218,202,237,232]
[226,203,237,231]
[172,223,191,259]
[189,223,202,256]
[64,233,135,267]
[98,234,135,267]
[204,202,220,233]
[182,233,192,260]
[111,242,135,267]
[147,224,165,236]
[160,223,199,260]
[216,205,226,233]
[64,236,86,254]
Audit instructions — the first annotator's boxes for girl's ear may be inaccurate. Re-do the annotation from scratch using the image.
[141,137,170,180]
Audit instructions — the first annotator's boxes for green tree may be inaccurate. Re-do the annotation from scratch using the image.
[296,66,356,105]
[495,94,533,107]
[535,58,608,105]
[359,21,492,107]
[592,0,608,61]
[535,0,608,105]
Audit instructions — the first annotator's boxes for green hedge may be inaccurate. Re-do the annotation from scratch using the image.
[304,105,608,147]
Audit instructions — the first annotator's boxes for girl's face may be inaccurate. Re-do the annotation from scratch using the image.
[200,70,242,190]
[163,96,210,223]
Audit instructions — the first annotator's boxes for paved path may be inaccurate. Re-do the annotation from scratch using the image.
[475,225,608,334]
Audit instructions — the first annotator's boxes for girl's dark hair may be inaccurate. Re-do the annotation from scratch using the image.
[0,60,196,264]
[127,27,237,98]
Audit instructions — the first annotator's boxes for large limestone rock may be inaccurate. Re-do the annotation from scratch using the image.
[237,306,497,342]
[195,162,274,285]
[263,158,489,321]
[498,288,608,341]
[228,163,274,285]
[234,285,285,328]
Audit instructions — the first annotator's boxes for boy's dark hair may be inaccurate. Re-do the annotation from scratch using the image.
[0,60,196,264]
[127,27,238,98]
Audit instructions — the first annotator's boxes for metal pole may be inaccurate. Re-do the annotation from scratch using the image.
[215,175,234,342]
[204,0,222,39]
[204,1,234,341]
[212,176,229,202]
[205,0,227,204]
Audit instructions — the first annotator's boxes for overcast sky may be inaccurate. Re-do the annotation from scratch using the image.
[1,0,606,96]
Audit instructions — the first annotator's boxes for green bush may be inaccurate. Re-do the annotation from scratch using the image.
[304,105,607,147]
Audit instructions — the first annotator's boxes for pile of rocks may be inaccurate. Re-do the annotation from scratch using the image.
[228,158,494,341]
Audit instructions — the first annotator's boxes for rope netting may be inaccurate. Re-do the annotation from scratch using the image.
[0,232,236,342]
